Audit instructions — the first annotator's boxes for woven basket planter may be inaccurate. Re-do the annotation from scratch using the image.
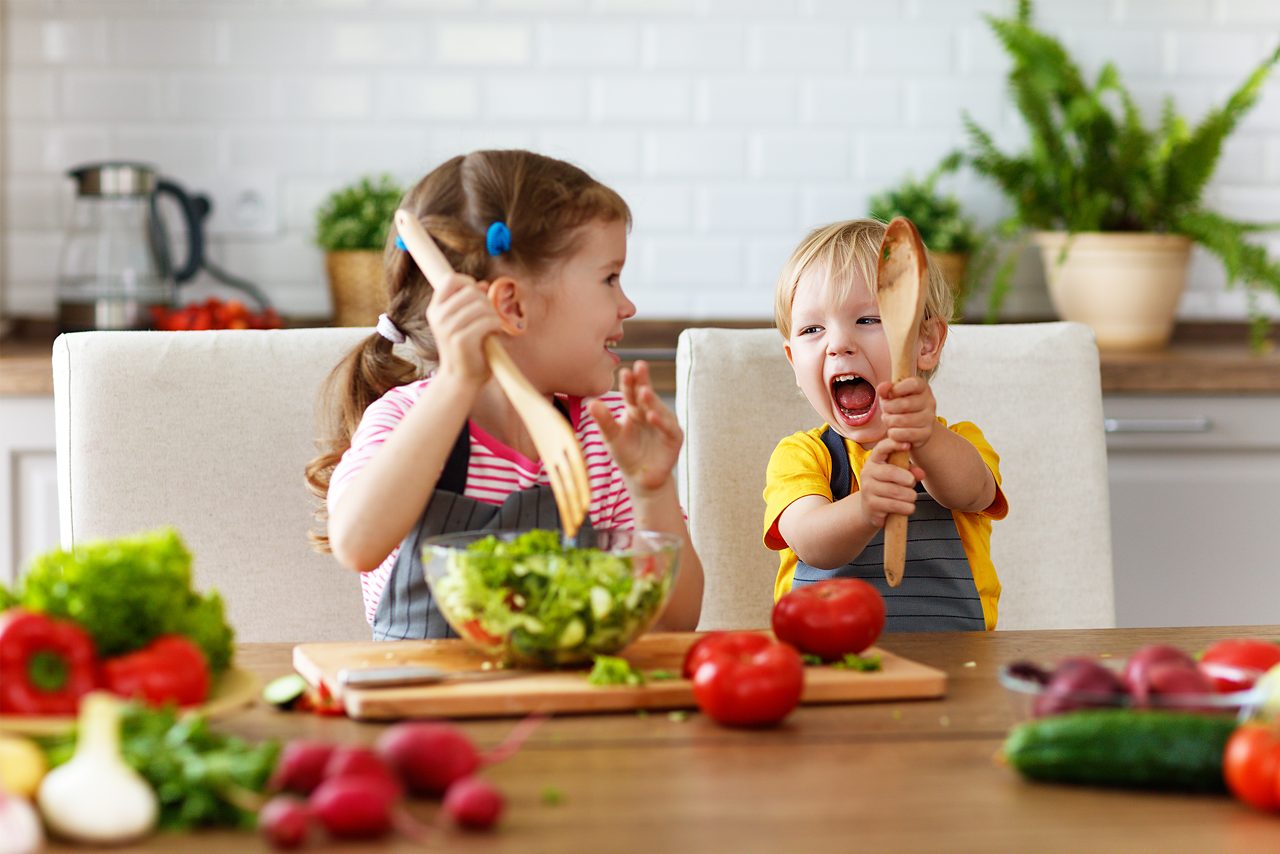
[325,250,386,327]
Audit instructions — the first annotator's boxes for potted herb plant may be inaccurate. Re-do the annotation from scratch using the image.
[315,175,403,327]
[868,156,986,313]
[962,0,1280,350]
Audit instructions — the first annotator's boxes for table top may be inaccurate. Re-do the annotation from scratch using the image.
[48,625,1280,852]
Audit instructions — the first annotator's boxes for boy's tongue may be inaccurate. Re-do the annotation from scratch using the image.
[834,378,875,412]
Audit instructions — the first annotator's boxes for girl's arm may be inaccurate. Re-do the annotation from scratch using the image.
[628,480,705,632]
[328,372,478,572]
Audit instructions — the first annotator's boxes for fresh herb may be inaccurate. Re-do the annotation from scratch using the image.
[15,528,234,674]
[587,655,645,687]
[540,786,565,806]
[647,669,678,681]
[432,529,672,666]
[832,653,883,672]
[41,704,279,831]
[801,653,824,667]
[667,710,690,723]
[314,174,404,251]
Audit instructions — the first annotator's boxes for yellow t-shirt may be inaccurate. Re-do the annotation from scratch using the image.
[762,419,1008,630]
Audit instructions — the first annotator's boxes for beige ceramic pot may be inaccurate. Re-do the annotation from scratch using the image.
[1033,231,1192,351]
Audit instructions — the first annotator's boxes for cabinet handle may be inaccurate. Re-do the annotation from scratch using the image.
[1103,416,1213,434]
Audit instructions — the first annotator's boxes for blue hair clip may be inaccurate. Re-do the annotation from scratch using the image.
[394,235,407,251]
[486,221,512,257]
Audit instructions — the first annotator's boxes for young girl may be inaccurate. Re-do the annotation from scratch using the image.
[306,150,704,640]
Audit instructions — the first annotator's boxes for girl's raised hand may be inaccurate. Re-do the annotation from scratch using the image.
[588,361,682,496]
[426,272,504,384]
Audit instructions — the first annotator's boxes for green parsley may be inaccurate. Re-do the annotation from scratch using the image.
[832,653,882,672]
[587,655,645,687]
[541,786,565,806]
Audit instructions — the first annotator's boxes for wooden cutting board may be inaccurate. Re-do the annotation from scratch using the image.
[293,632,946,720]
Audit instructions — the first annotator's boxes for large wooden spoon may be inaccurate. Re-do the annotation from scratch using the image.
[874,217,928,588]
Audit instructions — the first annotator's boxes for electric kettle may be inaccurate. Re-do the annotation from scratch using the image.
[57,162,268,331]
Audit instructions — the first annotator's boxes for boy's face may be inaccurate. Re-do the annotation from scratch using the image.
[784,266,893,446]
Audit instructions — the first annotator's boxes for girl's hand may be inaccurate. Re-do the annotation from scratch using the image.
[876,376,938,449]
[857,439,924,528]
[426,272,504,383]
[588,361,682,496]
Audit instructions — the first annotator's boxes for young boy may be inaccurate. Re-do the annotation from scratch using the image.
[763,220,1008,631]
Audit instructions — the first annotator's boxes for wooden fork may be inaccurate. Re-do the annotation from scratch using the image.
[393,210,591,537]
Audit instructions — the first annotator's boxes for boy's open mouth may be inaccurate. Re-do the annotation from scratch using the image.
[831,373,876,424]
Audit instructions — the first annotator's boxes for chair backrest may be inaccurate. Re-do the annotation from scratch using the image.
[52,328,374,643]
[675,322,1115,631]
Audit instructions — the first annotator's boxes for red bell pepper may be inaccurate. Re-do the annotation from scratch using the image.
[101,634,212,707]
[0,609,98,715]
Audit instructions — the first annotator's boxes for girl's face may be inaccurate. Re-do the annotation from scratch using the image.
[519,218,635,398]
[784,265,893,447]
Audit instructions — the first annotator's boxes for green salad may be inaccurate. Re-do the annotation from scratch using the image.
[429,529,673,666]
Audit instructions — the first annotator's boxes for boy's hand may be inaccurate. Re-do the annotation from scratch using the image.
[589,361,682,496]
[877,376,938,450]
[857,439,925,528]
[425,272,503,384]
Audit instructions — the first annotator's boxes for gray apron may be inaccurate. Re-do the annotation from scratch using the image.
[791,426,985,632]
[372,402,593,641]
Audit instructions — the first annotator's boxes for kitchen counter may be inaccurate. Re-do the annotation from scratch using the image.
[4,320,1280,396]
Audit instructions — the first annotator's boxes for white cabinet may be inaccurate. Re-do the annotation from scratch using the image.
[1104,395,1280,628]
[0,396,58,586]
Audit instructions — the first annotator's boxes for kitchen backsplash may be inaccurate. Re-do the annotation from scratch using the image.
[3,0,1280,321]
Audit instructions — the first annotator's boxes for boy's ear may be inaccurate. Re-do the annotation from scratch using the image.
[915,317,947,373]
[783,341,796,369]
[487,276,526,336]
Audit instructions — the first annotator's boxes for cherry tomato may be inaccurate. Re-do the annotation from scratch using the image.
[1224,723,1280,811]
[681,631,772,679]
[771,579,886,662]
[1200,639,1280,693]
[688,632,804,728]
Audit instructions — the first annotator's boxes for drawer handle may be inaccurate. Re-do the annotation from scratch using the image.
[1104,416,1213,434]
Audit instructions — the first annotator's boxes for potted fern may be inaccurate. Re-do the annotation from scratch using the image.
[868,155,986,312]
[963,0,1280,350]
[315,175,403,327]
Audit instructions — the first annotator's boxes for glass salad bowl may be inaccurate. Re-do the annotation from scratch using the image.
[422,528,681,667]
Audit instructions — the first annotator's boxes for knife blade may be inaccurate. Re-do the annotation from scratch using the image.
[336,665,523,689]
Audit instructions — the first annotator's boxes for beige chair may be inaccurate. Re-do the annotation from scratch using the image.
[675,322,1115,632]
[53,328,374,642]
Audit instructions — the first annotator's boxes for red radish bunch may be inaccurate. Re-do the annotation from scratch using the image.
[258,716,544,849]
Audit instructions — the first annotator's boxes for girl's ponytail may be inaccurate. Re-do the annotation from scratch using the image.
[305,331,419,551]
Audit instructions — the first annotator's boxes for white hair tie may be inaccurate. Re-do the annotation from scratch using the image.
[375,313,406,344]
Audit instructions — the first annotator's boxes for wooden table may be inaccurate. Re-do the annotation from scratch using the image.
[51,627,1280,851]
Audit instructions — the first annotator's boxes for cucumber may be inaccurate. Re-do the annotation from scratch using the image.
[1002,709,1237,792]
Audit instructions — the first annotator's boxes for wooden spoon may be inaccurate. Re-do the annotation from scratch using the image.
[874,217,928,588]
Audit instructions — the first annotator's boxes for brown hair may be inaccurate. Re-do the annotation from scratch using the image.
[305,150,630,549]
[773,218,955,378]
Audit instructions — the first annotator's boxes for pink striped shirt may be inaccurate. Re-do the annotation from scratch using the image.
[329,376,636,625]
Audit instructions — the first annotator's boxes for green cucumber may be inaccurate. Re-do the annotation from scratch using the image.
[1002,709,1237,792]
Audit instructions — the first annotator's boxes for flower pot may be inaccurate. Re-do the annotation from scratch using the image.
[324,250,386,327]
[1033,232,1193,351]
[932,251,970,306]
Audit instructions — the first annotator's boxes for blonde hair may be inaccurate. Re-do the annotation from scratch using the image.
[305,150,631,550]
[774,219,955,363]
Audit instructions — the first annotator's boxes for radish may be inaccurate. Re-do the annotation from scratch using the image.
[308,776,395,839]
[376,715,544,798]
[323,746,402,797]
[272,741,336,795]
[258,796,310,849]
[443,777,505,830]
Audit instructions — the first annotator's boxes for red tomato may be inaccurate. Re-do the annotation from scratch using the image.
[1200,639,1280,692]
[681,631,772,679]
[771,579,886,662]
[688,632,804,728]
[1224,723,1280,811]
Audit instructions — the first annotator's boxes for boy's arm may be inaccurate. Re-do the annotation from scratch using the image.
[776,493,882,571]
[912,426,997,513]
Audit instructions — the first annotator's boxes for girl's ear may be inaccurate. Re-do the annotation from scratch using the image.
[916,316,947,373]
[487,276,527,335]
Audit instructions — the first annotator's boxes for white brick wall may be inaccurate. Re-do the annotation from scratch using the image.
[3,0,1280,322]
